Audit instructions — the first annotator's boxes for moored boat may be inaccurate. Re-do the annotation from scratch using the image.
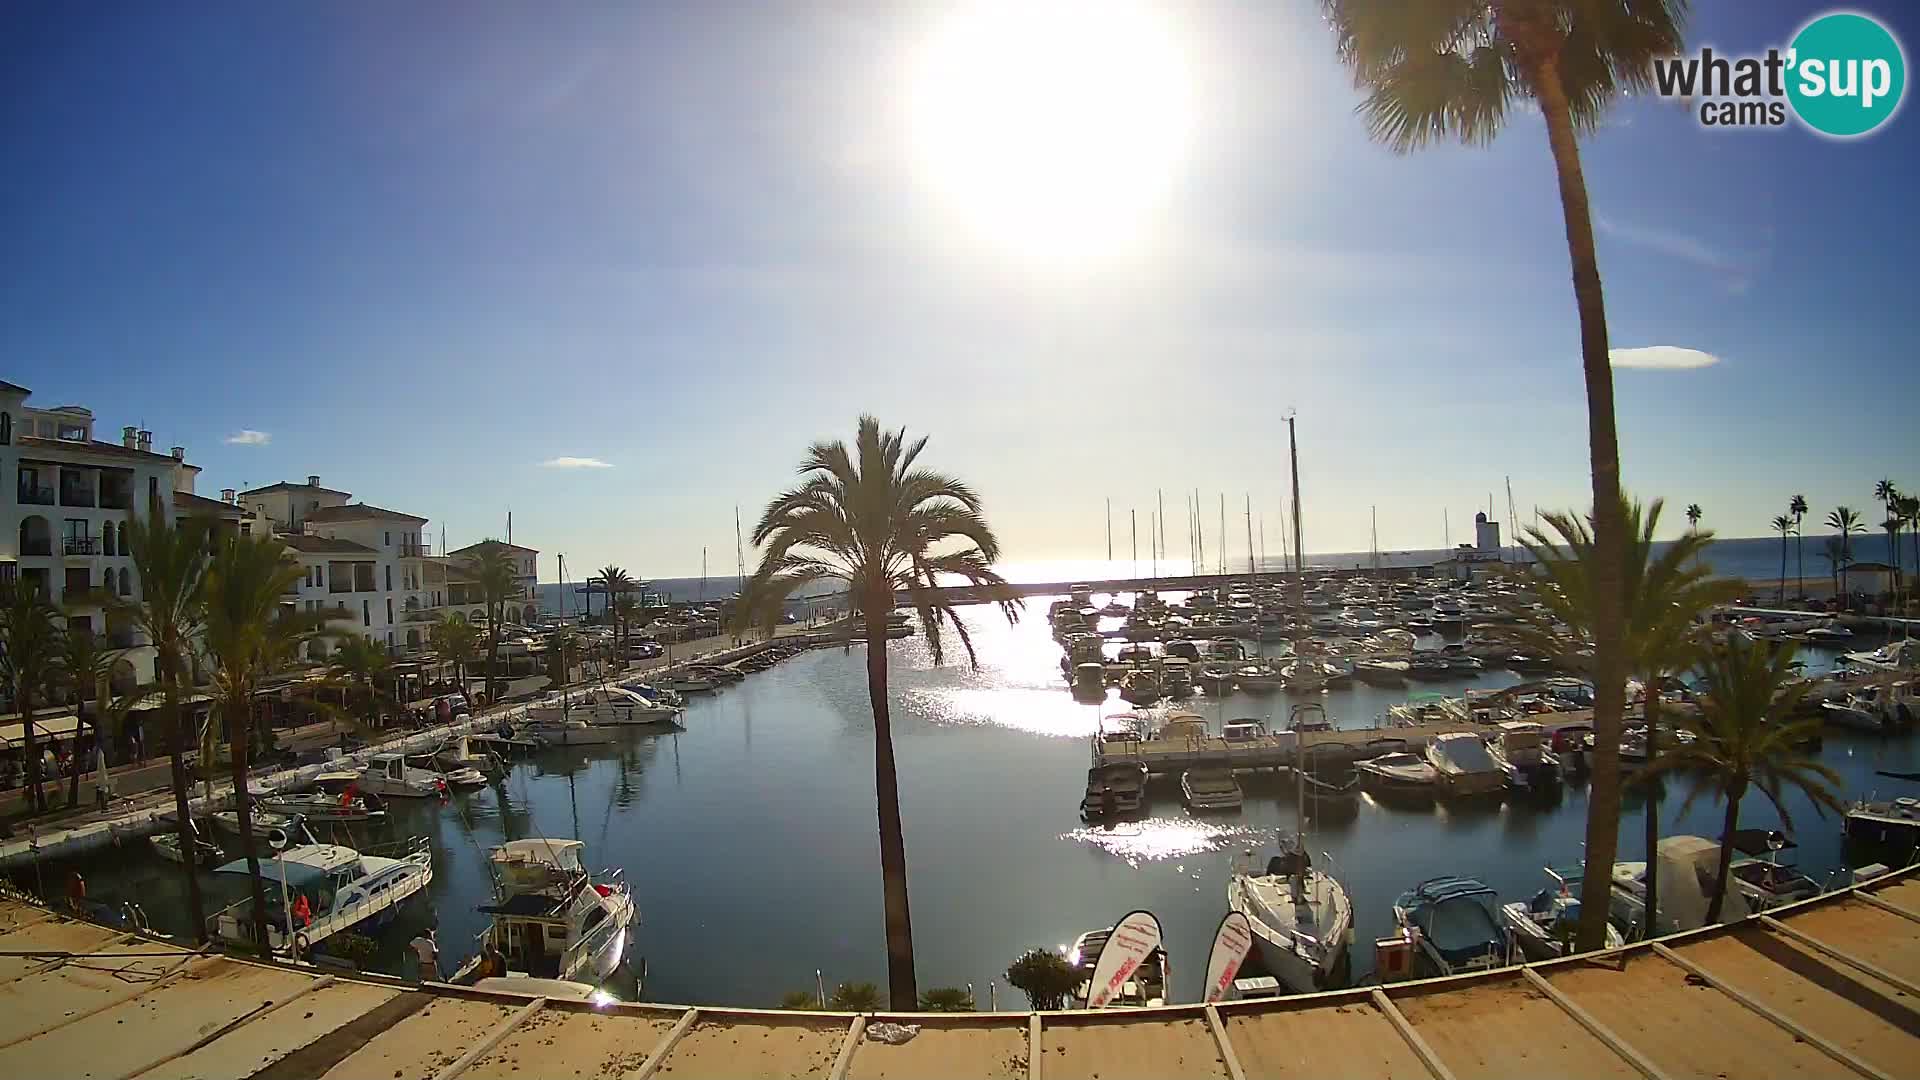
[1227,837,1352,993]
[460,838,635,985]
[1068,925,1169,1008]
[1499,866,1623,961]
[1393,876,1510,976]
[1180,767,1243,811]
[1079,762,1147,820]
[207,838,433,957]
[1355,751,1438,801]
[1424,732,1506,797]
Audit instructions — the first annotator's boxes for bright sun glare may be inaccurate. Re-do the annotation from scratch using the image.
[907,1,1192,258]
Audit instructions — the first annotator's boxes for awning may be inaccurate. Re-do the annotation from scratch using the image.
[0,714,82,750]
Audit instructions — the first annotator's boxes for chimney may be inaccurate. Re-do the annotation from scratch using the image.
[170,446,185,461]
[220,488,236,504]
[122,425,137,448]
[137,430,152,452]
[307,474,321,488]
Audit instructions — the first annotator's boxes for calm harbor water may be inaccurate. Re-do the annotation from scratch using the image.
[52,592,1920,1007]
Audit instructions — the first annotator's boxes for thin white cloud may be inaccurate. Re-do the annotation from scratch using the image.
[1594,214,1760,294]
[224,430,271,446]
[540,456,614,469]
[1611,345,1722,370]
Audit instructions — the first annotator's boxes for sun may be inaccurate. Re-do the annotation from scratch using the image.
[906,1,1193,259]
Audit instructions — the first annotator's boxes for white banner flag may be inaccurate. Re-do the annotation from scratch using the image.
[1086,910,1163,1010]
[1203,910,1254,1003]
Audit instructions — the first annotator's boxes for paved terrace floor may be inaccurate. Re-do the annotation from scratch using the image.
[1,866,1917,1080]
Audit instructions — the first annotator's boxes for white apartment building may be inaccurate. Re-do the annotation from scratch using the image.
[0,380,231,691]
[445,539,541,627]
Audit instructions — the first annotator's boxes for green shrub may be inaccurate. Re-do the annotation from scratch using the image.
[1006,949,1077,1011]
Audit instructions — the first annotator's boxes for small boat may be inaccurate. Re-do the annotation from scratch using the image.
[1803,621,1854,642]
[151,822,223,867]
[1161,657,1195,696]
[1846,795,1920,851]
[1355,751,1438,800]
[1119,668,1163,705]
[1228,837,1352,993]
[1079,762,1148,820]
[210,807,312,843]
[1393,876,1510,976]
[463,839,635,985]
[1611,835,1752,937]
[663,672,717,693]
[533,686,684,728]
[434,734,507,778]
[1237,663,1282,692]
[1485,721,1561,792]
[1068,926,1169,1008]
[518,716,620,747]
[1180,767,1243,811]
[1823,682,1915,732]
[358,753,450,797]
[256,791,387,823]
[207,839,434,957]
[1222,718,1268,743]
[1296,744,1360,803]
[1099,600,1131,617]
[1499,866,1624,961]
[1424,732,1507,797]
[1073,662,1106,690]
[1352,658,1409,686]
[1724,830,1825,910]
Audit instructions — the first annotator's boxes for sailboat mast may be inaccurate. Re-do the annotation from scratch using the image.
[1131,510,1138,580]
[1219,494,1226,576]
[1259,515,1267,576]
[1106,498,1113,563]
[558,553,568,619]
[1505,476,1518,564]
[1157,489,1166,579]
[1245,495,1255,576]
[1371,506,1379,572]
[1288,416,1305,611]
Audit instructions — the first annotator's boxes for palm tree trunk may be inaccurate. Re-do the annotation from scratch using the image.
[1641,685,1662,939]
[864,589,918,1010]
[226,697,272,957]
[20,695,44,814]
[1778,535,1787,604]
[1533,56,1630,953]
[66,711,84,809]
[164,688,207,942]
[1796,529,1804,600]
[1706,780,1744,925]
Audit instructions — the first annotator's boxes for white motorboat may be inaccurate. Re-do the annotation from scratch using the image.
[435,734,507,778]
[403,754,487,788]
[1227,837,1352,994]
[256,791,387,823]
[210,807,312,843]
[1424,732,1507,797]
[1842,639,1920,674]
[1611,835,1752,938]
[1355,751,1439,800]
[151,821,223,867]
[663,672,717,693]
[1236,662,1282,692]
[1180,768,1243,811]
[357,753,449,797]
[1499,866,1624,961]
[1822,681,1915,732]
[532,686,683,728]
[1485,721,1561,792]
[207,839,433,957]
[463,839,635,985]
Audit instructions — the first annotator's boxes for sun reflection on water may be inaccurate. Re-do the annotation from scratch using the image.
[1062,817,1276,868]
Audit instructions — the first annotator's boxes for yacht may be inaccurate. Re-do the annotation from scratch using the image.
[1393,876,1510,976]
[462,839,635,985]
[1485,721,1561,792]
[207,839,433,956]
[1228,837,1352,993]
[533,686,683,728]
[1068,926,1169,1008]
[1424,732,1507,797]
[1352,658,1409,686]
[1354,751,1438,800]
[358,753,451,797]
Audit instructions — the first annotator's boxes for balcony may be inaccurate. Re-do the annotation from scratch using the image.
[59,485,96,508]
[100,487,133,511]
[63,536,98,556]
[329,583,352,595]
[18,484,54,506]
[399,544,431,558]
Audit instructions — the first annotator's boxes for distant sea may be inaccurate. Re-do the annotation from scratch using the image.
[534,534,1908,613]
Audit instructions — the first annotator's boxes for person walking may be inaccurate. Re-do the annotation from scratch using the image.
[409,926,440,983]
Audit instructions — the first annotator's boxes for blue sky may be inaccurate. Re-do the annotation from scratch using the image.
[5,0,1916,578]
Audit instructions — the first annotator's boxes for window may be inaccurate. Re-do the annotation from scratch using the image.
[0,412,9,444]
[385,564,392,591]
[149,476,159,503]
[240,522,251,536]
[386,598,393,625]
[101,522,115,556]
[64,567,90,596]
[57,422,86,441]
[384,531,390,546]
[362,599,370,626]
[118,568,131,596]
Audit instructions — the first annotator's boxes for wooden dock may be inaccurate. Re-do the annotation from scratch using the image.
[1094,710,1597,774]
[2,865,1918,1079]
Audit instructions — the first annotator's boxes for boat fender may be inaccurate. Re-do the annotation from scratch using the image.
[267,827,290,851]
[293,931,311,956]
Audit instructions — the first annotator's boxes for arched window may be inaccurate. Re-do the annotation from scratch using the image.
[101,522,115,557]
[0,411,11,444]
[118,568,131,596]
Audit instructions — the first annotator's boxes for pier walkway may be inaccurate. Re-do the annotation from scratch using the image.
[1,864,1918,1078]
[1094,710,1598,773]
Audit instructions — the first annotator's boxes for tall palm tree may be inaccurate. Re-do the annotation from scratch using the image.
[1876,479,1903,592]
[1684,504,1701,529]
[597,566,634,641]
[459,546,521,707]
[53,624,135,809]
[1820,536,1848,599]
[735,417,1020,1008]
[327,636,394,730]
[1827,507,1867,605]
[110,509,213,940]
[1319,1,1685,949]
[1899,494,1920,610]
[202,533,331,957]
[1639,635,1839,923]
[1789,494,1809,600]
[1770,515,1794,605]
[1882,515,1904,605]
[1499,497,1743,942]
[429,614,480,696]
[0,580,64,814]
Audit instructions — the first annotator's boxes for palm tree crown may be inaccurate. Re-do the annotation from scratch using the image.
[458,545,521,706]
[737,416,1019,1011]
[1638,635,1840,924]
[1685,503,1702,528]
